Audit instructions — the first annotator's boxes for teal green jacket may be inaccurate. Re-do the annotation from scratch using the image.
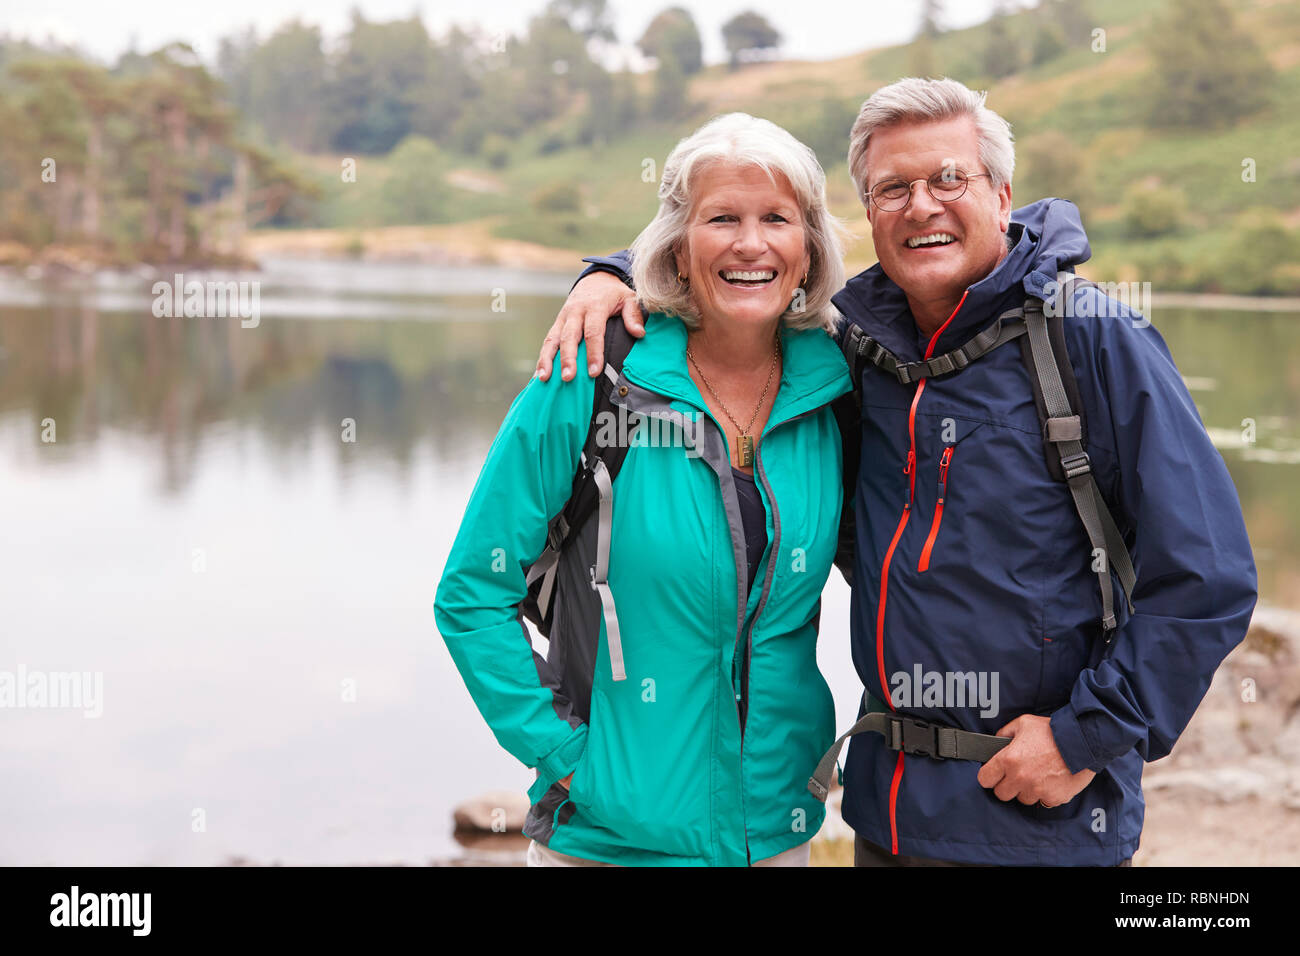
[434,312,852,865]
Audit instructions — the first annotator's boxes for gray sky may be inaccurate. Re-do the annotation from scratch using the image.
[3,0,1014,68]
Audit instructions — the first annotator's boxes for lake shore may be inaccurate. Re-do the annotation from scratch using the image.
[244,232,1300,312]
[6,233,1300,314]
[413,606,1300,868]
[244,221,588,273]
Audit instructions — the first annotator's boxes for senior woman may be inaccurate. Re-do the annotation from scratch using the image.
[434,112,851,866]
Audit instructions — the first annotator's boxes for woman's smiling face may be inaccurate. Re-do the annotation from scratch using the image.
[675,162,810,331]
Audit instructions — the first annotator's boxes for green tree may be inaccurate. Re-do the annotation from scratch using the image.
[920,0,945,37]
[1122,181,1188,238]
[909,0,945,76]
[651,45,688,120]
[610,67,639,131]
[1146,0,1274,128]
[410,27,482,143]
[579,65,639,146]
[509,12,599,127]
[216,27,257,120]
[0,39,316,264]
[325,13,435,154]
[789,97,859,171]
[639,7,704,75]
[377,135,449,224]
[244,21,328,151]
[721,11,781,69]
[1044,0,1094,46]
[547,0,617,42]
[1206,208,1300,295]
[1015,130,1091,211]
[6,59,89,246]
[1030,2,1067,67]
[984,3,1021,79]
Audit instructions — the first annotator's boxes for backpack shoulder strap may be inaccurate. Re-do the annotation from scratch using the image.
[1019,274,1136,636]
[832,319,866,488]
[846,309,1031,387]
[831,320,867,577]
[526,316,639,679]
[532,317,637,563]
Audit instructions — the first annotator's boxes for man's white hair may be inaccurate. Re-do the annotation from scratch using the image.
[847,77,1015,206]
[631,112,846,332]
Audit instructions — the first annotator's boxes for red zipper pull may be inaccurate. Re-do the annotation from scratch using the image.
[918,446,955,573]
[903,449,915,476]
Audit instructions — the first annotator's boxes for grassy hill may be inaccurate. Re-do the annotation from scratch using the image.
[271,0,1300,292]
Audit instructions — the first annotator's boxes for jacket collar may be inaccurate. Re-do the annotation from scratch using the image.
[622,311,851,428]
[831,198,1092,363]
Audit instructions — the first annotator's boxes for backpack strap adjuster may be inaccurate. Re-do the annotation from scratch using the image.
[1060,451,1092,479]
[546,515,570,552]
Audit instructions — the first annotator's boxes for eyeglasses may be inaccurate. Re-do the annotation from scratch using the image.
[866,170,993,211]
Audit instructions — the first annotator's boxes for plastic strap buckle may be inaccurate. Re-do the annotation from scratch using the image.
[926,354,956,377]
[1061,451,1092,479]
[891,716,942,759]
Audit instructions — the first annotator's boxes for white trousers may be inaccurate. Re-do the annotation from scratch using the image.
[526,838,811,867]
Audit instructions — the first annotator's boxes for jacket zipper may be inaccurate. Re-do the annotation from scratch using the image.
[917,446,954,572]
[731,407,819,864]
[876,290,968,855]
[737,402,844,864]
[626,361,844,865]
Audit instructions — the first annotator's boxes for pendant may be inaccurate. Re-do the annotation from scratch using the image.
[736,434,754,467]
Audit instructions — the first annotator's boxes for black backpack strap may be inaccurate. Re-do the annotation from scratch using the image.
[832,320,867,490]
[808,708,1011,801]
[525,316,639,677]
[831,321,867,576]
[891,308,1029,384]
[1019,282,1137,636]
[843,308,1030,388]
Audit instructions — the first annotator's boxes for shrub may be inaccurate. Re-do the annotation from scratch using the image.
[1122,182,1188,238]
[532,182,582,214]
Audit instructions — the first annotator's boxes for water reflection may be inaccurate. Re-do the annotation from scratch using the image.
[0,260,1296,864]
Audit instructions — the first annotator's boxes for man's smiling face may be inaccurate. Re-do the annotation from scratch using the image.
[864,115,1013,318]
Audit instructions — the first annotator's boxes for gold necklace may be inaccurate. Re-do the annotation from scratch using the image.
[686,332,781,468]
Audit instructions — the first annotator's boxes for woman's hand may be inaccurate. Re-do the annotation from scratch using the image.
[536,272,643,382]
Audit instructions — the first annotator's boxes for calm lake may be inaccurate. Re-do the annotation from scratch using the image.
[1,257,1297,865]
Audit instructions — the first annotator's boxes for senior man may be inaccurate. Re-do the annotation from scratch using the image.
[533,77,1257,866]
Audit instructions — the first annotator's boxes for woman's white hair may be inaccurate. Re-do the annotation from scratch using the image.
[631,112,846,332]
[847,77,1015,205]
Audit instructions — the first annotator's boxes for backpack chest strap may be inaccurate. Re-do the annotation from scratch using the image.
[852,306,1029,386]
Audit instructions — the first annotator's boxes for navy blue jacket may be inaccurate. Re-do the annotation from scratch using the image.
[576,198,1257,864]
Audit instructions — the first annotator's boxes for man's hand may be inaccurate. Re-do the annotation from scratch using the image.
[536,271,643,382]
[976,714,1096,807]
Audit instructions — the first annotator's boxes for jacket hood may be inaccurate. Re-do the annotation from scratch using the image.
[833,198,1092,362]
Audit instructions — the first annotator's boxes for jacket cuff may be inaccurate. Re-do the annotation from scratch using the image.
[573,255,634,292]
[1049,704,1102,774]
[531,722,588,799]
